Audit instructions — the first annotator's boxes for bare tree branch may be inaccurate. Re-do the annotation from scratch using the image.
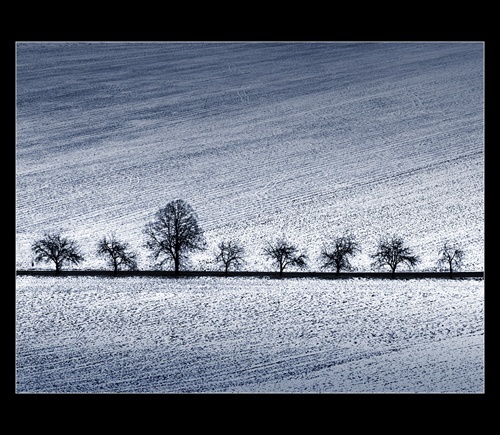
[263,238,308,277]
[31,232,84,274]
[370,235,419,278]
[143,199,205,274]
[437,240,465,278]
[320,232,360,275]
[215,240,245,276]
[96,232,138,275]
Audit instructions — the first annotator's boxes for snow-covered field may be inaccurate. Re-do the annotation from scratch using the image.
[15,42,484,272]
[16,275,484,393]
[15,43,485,393]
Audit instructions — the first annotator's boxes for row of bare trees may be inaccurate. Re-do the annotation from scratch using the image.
[263,235,463,279]
[30,199,466,278]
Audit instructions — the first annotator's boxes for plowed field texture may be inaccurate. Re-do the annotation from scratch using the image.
[16,42,484,271]
[16,276,483,392]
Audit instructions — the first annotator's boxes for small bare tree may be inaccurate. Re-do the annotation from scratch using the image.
[320,233,361,276]
[370,235,420,279]
[31,232,84,275]
[437,240,465,279]
[215,240,245,276]
[96,232,138,276]
[263,238,308,277]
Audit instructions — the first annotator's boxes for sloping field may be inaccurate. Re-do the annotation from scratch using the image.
[16,276,484,393]
[15,42,484,271]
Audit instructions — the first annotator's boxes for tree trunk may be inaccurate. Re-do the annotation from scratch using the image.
[391,266,396,279]
[55,262,61,276]
[174,253,180,276]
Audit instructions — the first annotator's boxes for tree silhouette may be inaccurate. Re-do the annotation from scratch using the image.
[215,240,245,276]
[437,240,465,279]
[31,232,84,275]
[370,235,419,278]
[320,233,360,276]
[263,238,308,277]
[143,199,205,274]
[96,232,138,276]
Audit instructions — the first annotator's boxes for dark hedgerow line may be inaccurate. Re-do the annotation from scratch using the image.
[15,270,484,279]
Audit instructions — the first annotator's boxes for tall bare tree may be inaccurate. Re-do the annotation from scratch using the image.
[437,240,465,279]
[143,199,205,274]
[370,235,419,278]
[96,232,138,276]
[263,238,308,277]
[320,232,360,276]
[31,231,84,275]
[215,240,245,276]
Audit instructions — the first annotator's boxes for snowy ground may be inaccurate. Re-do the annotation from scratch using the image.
[16,276,484,393]
[15,42,484,272]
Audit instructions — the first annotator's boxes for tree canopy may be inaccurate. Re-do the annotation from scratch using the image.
[31,231,84,274]
[370,235,419,278]
[320,233,360,275]
[263,238,308,277]
[96,232,138,275]
[143,199,205,274]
